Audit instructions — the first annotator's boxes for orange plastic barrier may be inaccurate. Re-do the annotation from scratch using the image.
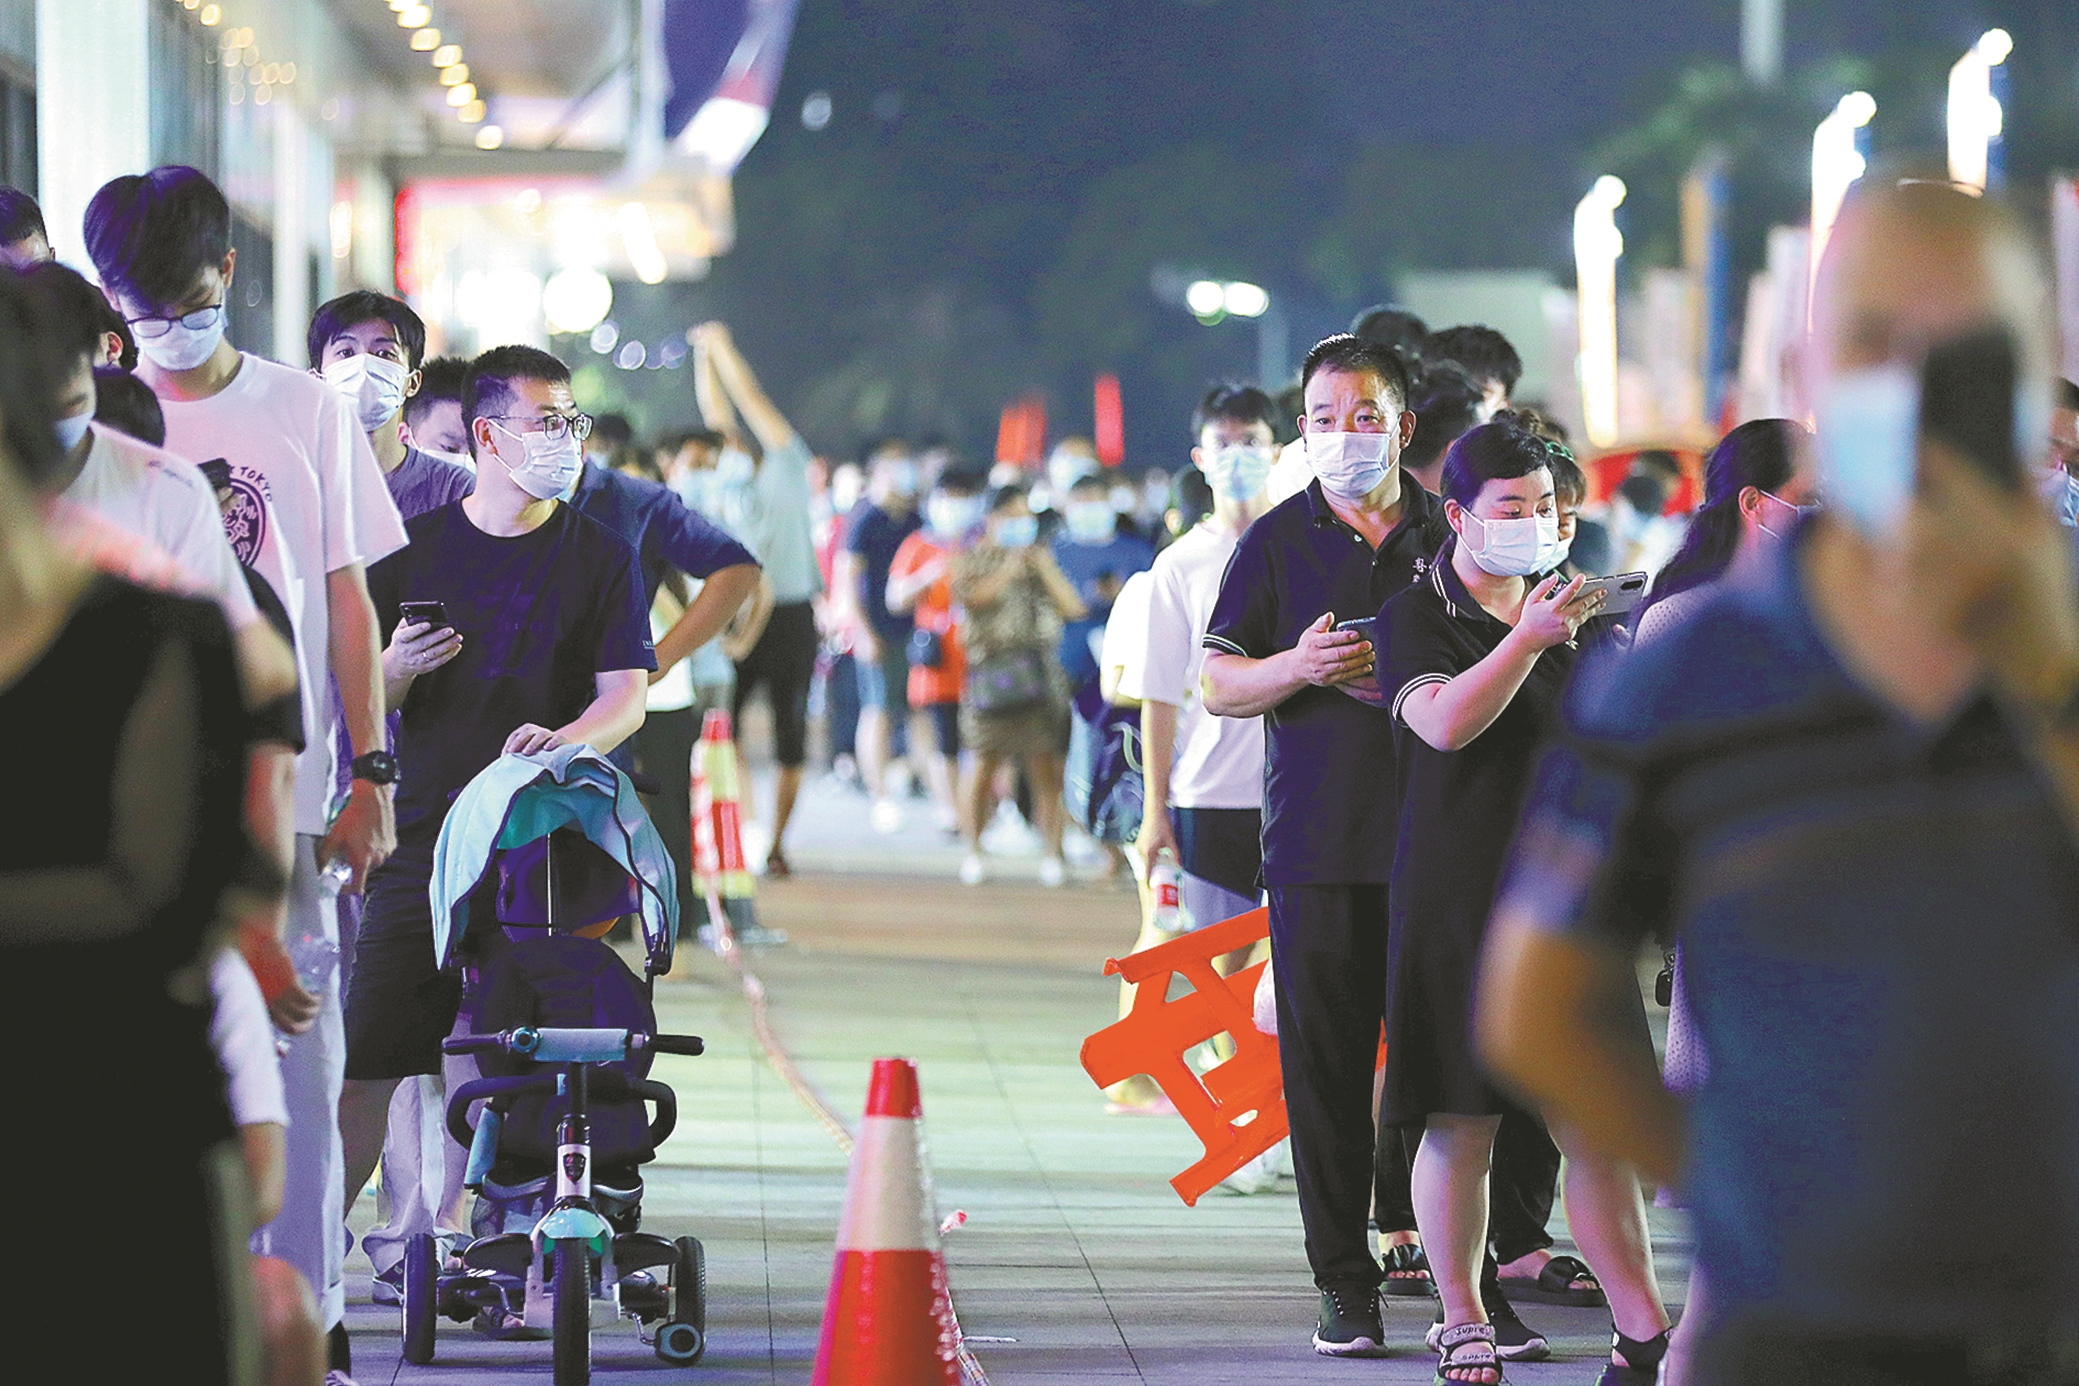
[690,708,760,935]
[1079,907,1285,1206]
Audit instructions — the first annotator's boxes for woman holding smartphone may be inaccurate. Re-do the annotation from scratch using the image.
[1378,418,1670,1386]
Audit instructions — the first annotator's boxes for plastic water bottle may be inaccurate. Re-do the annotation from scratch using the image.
[288,924,340,996]
[316,855,355,898]
[1150,853,1181,933]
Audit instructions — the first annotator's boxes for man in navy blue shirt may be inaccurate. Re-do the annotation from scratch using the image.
[1203,334,1446,1356]
[1052,471,1155,689]
[839,443,923,830]
[1482,184,2079,1385]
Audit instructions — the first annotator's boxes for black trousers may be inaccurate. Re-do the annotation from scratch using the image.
[1268,882,1391,1290]
[631,704,699,932]
[1374,1110,1560,1264]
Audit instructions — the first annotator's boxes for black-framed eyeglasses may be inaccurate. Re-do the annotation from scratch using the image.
[124,301,227,340]
[488,412,593,444]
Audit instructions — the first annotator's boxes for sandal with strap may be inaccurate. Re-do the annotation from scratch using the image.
[1435,1322,1506,1386]
[1595,1327,1670,1386]
[1382,1240,1436,1297]
[1498,1253,1606,1307]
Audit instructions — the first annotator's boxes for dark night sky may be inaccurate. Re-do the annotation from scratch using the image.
[610,0,2077,458]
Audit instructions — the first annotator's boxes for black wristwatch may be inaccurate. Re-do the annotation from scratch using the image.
[350,750,399,786]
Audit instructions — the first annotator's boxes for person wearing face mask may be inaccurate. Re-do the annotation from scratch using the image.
[840,442,926,833]
[1483,182,2079,1385]
[1200,334,1456,1357]
[401,355,474,468]
[1050,471,1156,698]
[951,484,1088,886]
[1378,421,1668,1386]
[309,292,473,522]
[1632,419,1815,646]
[888,468,988,835]
[338,346,655,1321]
[86,167,409,1379]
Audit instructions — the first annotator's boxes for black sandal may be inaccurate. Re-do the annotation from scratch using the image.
[1382,1241,1436,1297]
[1595,1327,1670,1386]
[1434,1322,1505,1386]
[1498,1253,1606,1307]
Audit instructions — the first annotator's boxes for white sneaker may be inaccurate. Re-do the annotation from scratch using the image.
[959,853,987,886]
[325,1373,359,1386]
[870,798,904,834]
[1038,856,1066,888]
[1220,1145,1282,1195]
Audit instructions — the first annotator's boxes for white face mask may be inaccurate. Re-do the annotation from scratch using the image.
[135,303,228,373]
[1813,363,1919,537]
[1202,443,1274,501]
[1305,430,1393,501]
[1460,510,1561,577]
[489,420,584,501]
[54,411,92,454]
[927,493,984,537]
[321,354,410,433]
[1064,499,1115,543]
[424,446,475,473]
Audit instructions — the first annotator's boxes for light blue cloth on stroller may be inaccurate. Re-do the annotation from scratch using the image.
[430,744,680,975]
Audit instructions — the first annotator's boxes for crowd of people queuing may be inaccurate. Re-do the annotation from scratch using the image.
[8,154,2079,1386]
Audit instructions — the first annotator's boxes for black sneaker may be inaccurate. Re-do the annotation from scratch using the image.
[1313,1282,1388,1357]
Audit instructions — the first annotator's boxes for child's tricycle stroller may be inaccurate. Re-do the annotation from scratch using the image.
[399,747,708,1383]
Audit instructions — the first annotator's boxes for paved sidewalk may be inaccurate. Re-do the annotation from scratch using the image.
[342,776,1688,1385]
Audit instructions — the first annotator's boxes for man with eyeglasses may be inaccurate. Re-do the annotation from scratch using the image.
[338,346,655,1312]
[85,165,407,1383]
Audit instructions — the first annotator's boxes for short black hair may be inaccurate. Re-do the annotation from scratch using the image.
[1424,325,1522,393]
[0,187,45,246]
[20,261,109,365]
[307,290,427,371]
[936,466,987,496]
[1439,417,1563,508]
[984,481,1029,515]
[1402,361,1485,473]
[1069,472,1111,498]
[93,366,166,447]
[1350,305,1428,357]
[1192,383,1277,437]
[0,272,65,489]
[1300,333,1412,411]
[1170,466,1213,533]
[405,355,468,430]
[462,345,572,455]
[82,166,232,308]
[592,412,634,449]
[2058,378,2079,412]
[1544,441,1587,505]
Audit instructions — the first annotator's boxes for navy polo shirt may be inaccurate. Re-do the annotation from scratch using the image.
[568,463,759,608]
[1203,478,1448,885]
[1501,527,2079,1336]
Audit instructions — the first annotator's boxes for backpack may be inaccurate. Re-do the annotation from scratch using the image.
[1065,677,1144,846]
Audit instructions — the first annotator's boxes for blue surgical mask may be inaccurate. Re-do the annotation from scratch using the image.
[716,448,756,488]
[927,493,983,537]
[888,460,919,497]
[1814,364,1920,537]
[1203,443,1274,501]
[54,411,92,454]
[995,514,1039,548]
[1064,500,1115,544]
[675,468,717,513]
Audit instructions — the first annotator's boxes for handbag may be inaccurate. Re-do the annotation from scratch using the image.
[906,625,944,669]
[965,648,1051,713]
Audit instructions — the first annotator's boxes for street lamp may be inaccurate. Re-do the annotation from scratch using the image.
[1184,280,1286,385]
[1811,91,1875,303]
[1574,175,1626,448]
[1948,29,2011,194]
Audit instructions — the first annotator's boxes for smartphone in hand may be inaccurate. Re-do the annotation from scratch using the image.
[1921,328,2026,491]
[399,599,450,631]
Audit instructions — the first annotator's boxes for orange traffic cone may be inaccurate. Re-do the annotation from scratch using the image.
[691,708,776,942]
[811,1059,962,1386]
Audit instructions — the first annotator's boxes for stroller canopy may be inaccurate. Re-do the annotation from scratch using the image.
[431,745,680,974]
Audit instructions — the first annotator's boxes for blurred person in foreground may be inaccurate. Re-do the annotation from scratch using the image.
[694,322,823,876]
[1480,181,2079,1385]
[951,483,1086,886]
[0,184,49,266]
[0,265,290,1383]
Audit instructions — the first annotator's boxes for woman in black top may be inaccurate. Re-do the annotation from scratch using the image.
[1379,420,1669,1386]
[0,278,271,1380]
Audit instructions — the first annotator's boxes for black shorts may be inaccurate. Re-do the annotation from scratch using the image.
[732,600,816,767]
[343,842,465,1080]
[923,701,961,757]
[1175,806,1263,899]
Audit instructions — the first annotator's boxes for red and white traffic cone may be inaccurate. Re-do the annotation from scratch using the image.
[811,1059,961,1386]
[691,708,776,945]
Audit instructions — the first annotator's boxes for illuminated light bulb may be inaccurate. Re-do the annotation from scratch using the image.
[475,124,505,151]
[446,82,476,107]
[1185,281,1225,317]
[458,99,485,123]
[431,43,460,65]
[411,29,441,51]
[280,62,295,83]
[441,64,469,86]
[199,5,220,24]
[398,5,431,28]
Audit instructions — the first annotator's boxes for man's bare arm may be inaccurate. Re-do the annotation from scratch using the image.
[653,563,760,684]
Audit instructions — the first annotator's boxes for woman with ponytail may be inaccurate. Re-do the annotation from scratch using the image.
[1632,420,1813,644]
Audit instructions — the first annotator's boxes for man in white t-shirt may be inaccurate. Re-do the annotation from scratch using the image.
[1133,385,1276,932]
[87,166,408,1381]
